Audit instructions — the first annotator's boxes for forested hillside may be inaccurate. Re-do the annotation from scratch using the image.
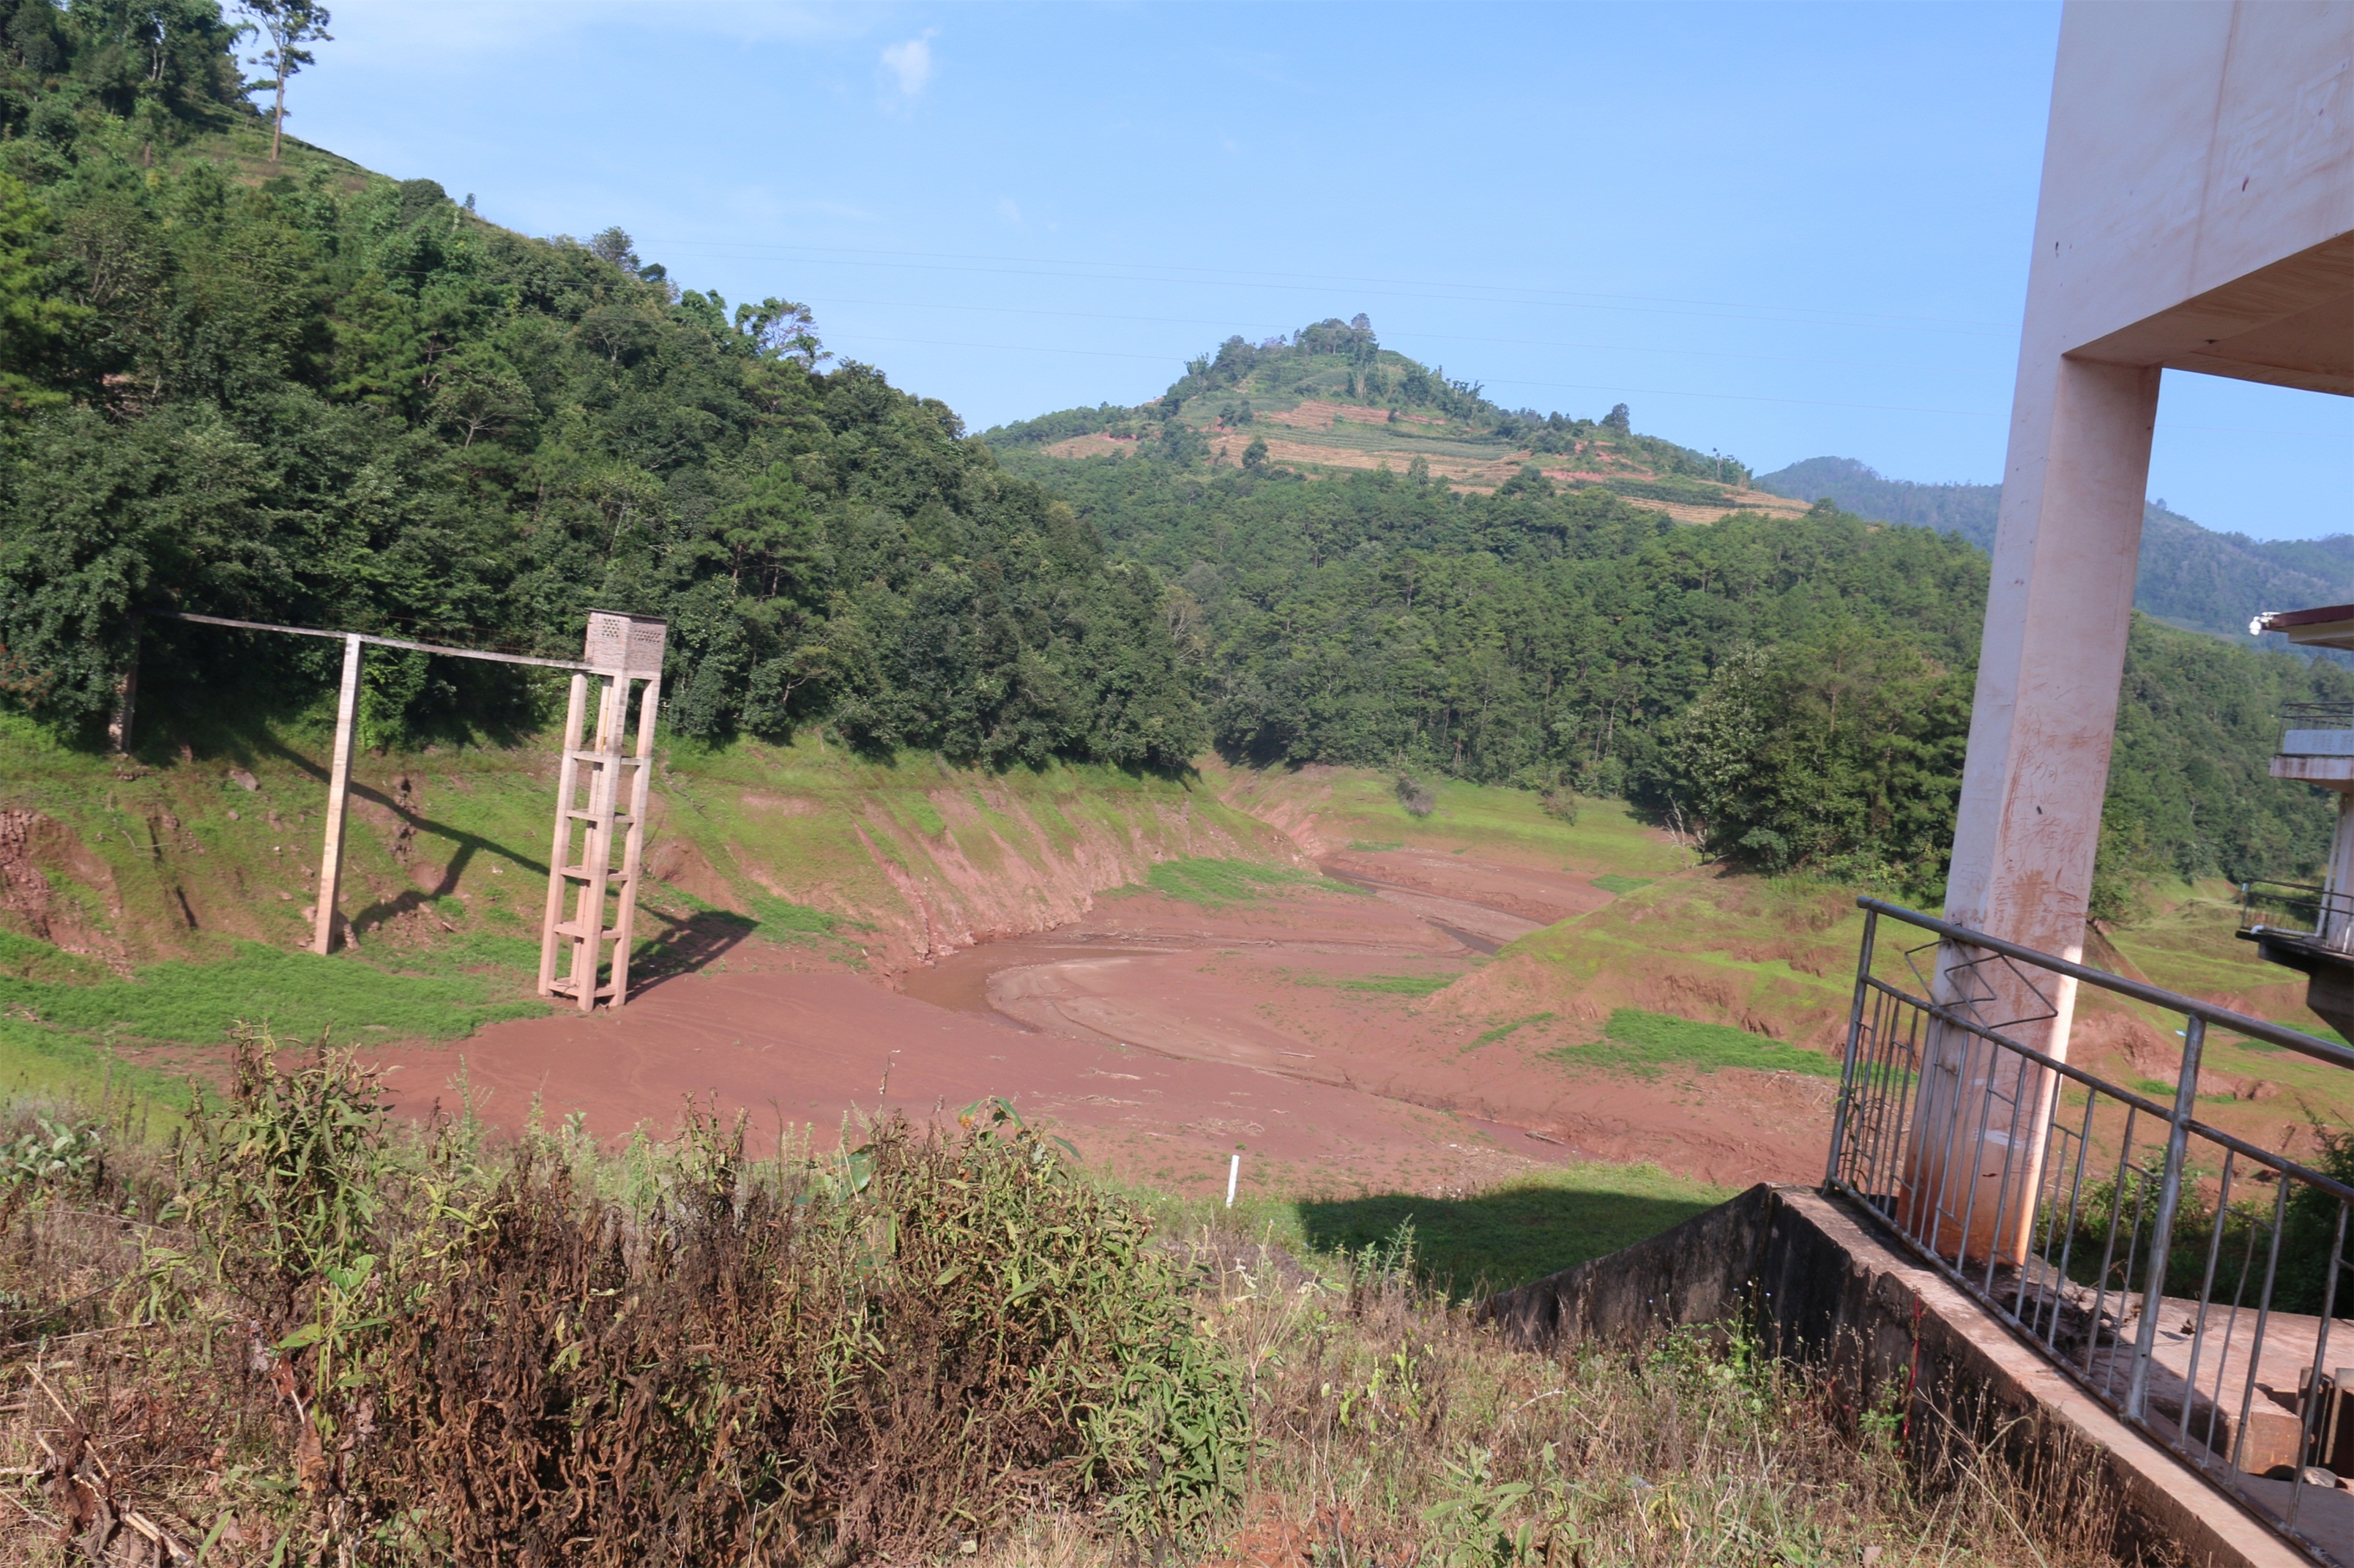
[1757,455,2354,644]
[1002,337,2354,899]
[0,4,1197,769]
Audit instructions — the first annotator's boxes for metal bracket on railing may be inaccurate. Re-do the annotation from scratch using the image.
[1903,938,2058,1034]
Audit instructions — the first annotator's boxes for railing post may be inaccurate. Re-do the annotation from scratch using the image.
[2290,1200,2347,1534]
[1826,907,1880,1190]
[2126,1013,2203,1422]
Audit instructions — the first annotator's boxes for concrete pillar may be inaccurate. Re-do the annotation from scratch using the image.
[311,634,364,956]
[2325,793,2354,952]
[1902,353,2161,1263]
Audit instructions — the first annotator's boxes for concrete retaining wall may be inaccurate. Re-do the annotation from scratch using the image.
[1480,1184,2311,1568]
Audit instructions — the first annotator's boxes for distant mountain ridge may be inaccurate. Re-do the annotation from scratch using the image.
[1754,456,2354,644]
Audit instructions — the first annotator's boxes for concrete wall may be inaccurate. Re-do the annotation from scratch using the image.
[1480,1186,2310,1568]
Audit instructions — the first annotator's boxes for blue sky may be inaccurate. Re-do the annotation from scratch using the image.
[293,1,2349,541]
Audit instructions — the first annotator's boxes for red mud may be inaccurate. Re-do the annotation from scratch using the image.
[369,846,1830,1193]
[368,961,1485,1194]
[908,877,1828,1187]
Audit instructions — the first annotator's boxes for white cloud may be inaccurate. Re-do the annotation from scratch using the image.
[880,31,936,97]
[997,196,1022,227]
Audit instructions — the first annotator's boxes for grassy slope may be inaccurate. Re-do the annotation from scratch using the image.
[0,708,1291,1103]
[1218,762,2354,1138]
[1273,1160,1729,1299]
[1494,862,2354,1135]
[1215,764,1687,879]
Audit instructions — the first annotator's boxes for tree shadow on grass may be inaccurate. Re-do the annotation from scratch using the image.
[1297,1183,1723,1302]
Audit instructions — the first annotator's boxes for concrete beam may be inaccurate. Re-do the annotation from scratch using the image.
[2073,233,2354,394]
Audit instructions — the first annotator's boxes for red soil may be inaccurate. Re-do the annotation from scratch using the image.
[369,843,1833,1194]
[366,958,1483,1194]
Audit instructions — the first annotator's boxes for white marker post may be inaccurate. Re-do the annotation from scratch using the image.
[1226,1152,1240,1209]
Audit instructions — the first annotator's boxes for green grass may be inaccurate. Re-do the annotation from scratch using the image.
[1253,772,1686,882]
[1291,1160,1729,1299]
[1141,857,1345,908]
[0,1013,195,1112]
[0,938,548,1048]
[2243,1020,2354,1052]
[1468,1012,1554,1051]
[1546,1007,1841,1080]
[1340,972,1458,996]
[1117,1154,1728,1302]
[0,927,114,986]
[1589,873,1653,896]
[746,892,839,937]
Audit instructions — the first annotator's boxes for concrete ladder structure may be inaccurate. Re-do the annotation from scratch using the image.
[134,608,669,1009]
[1909,0,2354,1263]
[538,612,668,1013]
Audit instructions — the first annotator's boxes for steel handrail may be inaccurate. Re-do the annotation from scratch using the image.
[1831,900,2354,1564]
[1857,971,2354,1207]
[1859,897,2354,1072]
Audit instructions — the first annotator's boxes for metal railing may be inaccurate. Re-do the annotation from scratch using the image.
[1828,898,2354,1564]
[2242,878,2354,955]
[2286,702,2354,731]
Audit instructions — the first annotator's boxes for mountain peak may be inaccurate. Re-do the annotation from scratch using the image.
[986,320,1811,522]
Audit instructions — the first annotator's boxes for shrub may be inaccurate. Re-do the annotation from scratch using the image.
[4,1039,1248,1563]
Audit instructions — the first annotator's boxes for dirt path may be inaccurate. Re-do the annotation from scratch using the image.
[370,845,1830,1193]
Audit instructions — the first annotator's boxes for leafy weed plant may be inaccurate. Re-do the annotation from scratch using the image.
[0,1050,2134,1567]
[964,1223,2134,1566]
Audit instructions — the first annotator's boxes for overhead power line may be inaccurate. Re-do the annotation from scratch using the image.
[638,238,2009,339]
[829,332,2004,419]
[797,294,1997,377]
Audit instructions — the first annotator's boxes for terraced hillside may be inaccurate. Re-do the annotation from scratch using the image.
[986,318,1813,520]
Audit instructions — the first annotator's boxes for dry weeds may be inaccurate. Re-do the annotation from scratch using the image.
[964,1222,2148,1567]
[0,1043,2156,1567]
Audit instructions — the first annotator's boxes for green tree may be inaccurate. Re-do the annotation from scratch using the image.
[0,38,1205,771]
[0,174,85,411]
[1655,633,1970,884]
[238,0,332,161]
[993,421,2343,893]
